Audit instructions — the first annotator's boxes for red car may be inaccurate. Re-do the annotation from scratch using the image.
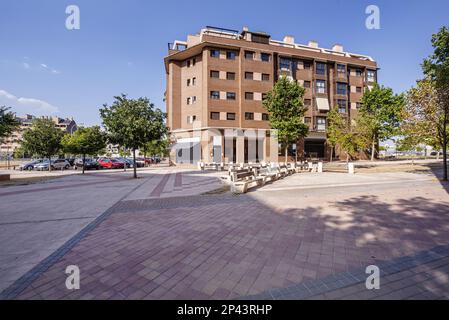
[98,158,125,169]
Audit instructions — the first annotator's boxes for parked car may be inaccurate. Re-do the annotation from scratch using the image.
[19,160,42,171]
[75,159,100,170]
[134,157,145,167]
[115,157,133,168]
[430,151,439,156]
[98,158,125,169]
[34,159,71,171]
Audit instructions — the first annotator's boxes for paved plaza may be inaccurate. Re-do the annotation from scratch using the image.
[1,164,449,299]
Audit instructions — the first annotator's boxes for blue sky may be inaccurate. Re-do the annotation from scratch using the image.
[1,0,448,126]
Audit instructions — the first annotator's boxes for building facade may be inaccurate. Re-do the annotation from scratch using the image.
[165,26,378,164]
[0,115,78,156]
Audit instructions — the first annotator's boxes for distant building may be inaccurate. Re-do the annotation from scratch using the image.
[0,114,78,155]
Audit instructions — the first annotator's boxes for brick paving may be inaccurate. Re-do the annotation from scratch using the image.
[6,177,449,300]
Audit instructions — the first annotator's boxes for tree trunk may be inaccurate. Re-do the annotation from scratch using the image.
[133,148,137,179]
[48,156,52,172]
[284,141,288,164]
[329,146,333,163]
[346,152,349,164]
[443,122,448,181]
[82,154,85,174]
[371,137,376,161]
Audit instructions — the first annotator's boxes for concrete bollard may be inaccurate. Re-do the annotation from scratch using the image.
[348,162,355,174]
[318,162,323,173]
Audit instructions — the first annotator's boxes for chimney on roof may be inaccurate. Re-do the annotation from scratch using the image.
[308,41,318,48]
[332,44,344,52]
[283,35,295,44]
[242,26,249,32]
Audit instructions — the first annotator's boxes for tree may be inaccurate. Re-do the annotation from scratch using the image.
[327,108,368,163]
[21,118,64,171]
[359,84,405,161]
[326,108,345,162]
[100,94,166,178]
[422,26,449,180]
[0,106,19,144]
[263,76,309,163]
[61,126,106,174]
[143,138,169,158]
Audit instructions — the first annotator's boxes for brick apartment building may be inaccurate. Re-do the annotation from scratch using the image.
[165,26,378,164]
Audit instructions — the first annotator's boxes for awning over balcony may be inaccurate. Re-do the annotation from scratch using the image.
[316,97,330,111]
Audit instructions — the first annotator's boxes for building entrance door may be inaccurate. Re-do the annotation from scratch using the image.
[304,139,325,159]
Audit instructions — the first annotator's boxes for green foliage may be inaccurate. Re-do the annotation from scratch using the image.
[263,76,309,159]
[61,126,106,157]
[423,26,449,90]
[0,106,19,143]
[100,94,166,177]
[21,118,64,162]
[327,108,368,161]
[144,139,169,157]
[359,83,405,142]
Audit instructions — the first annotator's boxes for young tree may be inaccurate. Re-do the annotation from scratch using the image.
[100,94,166,178]
[263,76,309,163]
[422,26,449,180]
[326,108,345,162]
[327,108,368,163]
[0,106,19,143]
[21,118,64,171]
[61,126,106,174]
[359,84,405,161]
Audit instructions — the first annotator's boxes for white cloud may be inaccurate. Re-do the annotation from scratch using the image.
[0,89,59,114]
[40,63,48,68]
[40,63,61,75]
[22,62,30,69]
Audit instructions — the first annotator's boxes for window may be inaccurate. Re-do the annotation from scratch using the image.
[227,113,236,120]
[210,112,220,120]
[262,73,270,81]
[262,113,269,121]
[304,81,311,88]
[303,61,311,70]
[245,72,253,80]
[316,80,326,94]
[187,79,191,87]
[245,92,254,100]
[226,51,236,60]
[355,69,363,77]
[245,51,254,60]
[317,117,326,131]
[187,115,196,124]
[210,70,219,78]
[192,96,196,104]
[262,93,267,100]
[192,77,196,86]
[337,82,347,95]
[210,49,220,58]
[280,58,291,71]
[356,87,362,93]
[226,92,236,100]
[261,53,270,62]
[304,99,312,106]
[337,99,347,113]
[337,64,346,76]
[356,102,362,109]
[316,62,326,75]
[304,117,311,124]
[186,60,190,68]
[192,58,196,66]
[186,97,191,105]
[367,70,376,82]
[227,72,235,80]
[210,91,220,100]
[245,112,254,120]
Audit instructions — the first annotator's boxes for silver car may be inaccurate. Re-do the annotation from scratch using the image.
[34,159,71,171]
